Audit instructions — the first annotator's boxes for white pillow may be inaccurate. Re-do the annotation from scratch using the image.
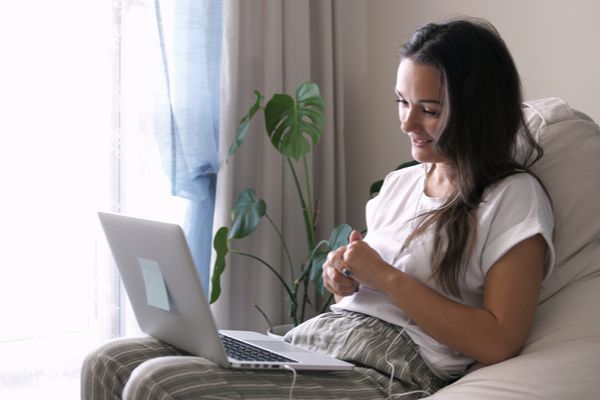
[518,98,600,300]
[429,98,600,399]
[430,273,600,400]
[430,335,600,399]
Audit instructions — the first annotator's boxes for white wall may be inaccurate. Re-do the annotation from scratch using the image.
[341,0,600,230]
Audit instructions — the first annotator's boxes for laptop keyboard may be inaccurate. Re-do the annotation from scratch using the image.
[220,334,296,363]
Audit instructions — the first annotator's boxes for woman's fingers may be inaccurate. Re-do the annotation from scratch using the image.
[322,248,358,297]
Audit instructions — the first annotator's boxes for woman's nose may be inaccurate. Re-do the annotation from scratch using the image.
[401,108,419,133]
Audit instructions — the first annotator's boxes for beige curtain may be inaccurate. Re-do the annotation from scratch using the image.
[212,0,346,331]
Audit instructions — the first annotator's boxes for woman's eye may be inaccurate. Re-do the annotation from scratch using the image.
[423,109,439,116]
[395,98,408,106]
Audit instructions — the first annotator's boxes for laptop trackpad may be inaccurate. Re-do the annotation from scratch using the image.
[248,340,309,353]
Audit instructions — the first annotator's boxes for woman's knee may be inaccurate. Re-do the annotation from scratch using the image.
[81,337,182,400]
[123,356,218,399]
[81,338,138,400]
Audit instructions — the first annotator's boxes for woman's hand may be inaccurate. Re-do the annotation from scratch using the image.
[340,230,396,291]
[323,230,398,299]
[322,245,359,299]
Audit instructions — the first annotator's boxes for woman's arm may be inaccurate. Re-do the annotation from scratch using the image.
[336,233,546,365]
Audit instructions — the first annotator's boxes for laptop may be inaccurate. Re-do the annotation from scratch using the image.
[98,212,354,371]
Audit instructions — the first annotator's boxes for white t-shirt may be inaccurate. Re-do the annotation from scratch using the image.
[331,163,555,379]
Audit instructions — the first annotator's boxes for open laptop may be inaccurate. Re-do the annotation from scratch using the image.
[98,212,354,371]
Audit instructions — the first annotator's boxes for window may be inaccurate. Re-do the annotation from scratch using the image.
[0,2,187,398]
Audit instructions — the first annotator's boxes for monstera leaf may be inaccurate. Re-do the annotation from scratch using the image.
[229,189,267,239]
[210,226,230,304]
[309,223,353,294]
[229,91,264,156]
[264,82,324,160]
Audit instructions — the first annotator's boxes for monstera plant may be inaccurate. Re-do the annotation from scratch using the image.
[209,82,352,327]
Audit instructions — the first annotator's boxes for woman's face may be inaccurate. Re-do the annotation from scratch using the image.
[395,58,446,164]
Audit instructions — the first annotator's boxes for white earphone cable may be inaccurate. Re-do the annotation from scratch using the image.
[383,328,432,400]
[283,364,297,400]
[284,327,432,399]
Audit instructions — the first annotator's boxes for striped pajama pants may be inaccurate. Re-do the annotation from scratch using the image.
[81,311,449,399]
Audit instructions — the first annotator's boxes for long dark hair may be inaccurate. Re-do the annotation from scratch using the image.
[400,18,544,297]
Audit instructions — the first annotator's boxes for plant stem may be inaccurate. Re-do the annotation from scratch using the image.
[252,302,274,329]
[230,249,296,304]
[318,293,334,314]
[301,267,309,322]
[302,155,315,233]
[300,155,316,323]
[264,213,295,281]
[290,282,299,326]
[312,199,320,231]
[286,158,316,250]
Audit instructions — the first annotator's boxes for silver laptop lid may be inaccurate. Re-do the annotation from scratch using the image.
[98,212,230,367]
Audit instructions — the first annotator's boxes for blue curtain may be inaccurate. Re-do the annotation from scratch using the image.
[153,0,222,293]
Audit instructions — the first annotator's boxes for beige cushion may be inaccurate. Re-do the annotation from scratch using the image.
[431,98,600,399]
[518,98,600,300]
[431,273,600,400]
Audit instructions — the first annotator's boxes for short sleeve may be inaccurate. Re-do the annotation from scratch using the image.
[478,174,555,282]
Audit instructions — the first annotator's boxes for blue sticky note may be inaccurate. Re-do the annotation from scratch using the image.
[137,257,170,311]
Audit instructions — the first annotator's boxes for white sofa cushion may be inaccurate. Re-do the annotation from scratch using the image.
[518,98,600,300]
[430,98,600,399]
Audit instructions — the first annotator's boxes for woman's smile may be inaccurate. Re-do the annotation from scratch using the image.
[410,136,434,148]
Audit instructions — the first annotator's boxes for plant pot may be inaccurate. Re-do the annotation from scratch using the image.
[266,323,295,340]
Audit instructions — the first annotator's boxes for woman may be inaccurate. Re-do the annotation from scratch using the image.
[82,18,554,399]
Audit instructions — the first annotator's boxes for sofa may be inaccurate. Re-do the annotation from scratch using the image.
[429,97,600,399]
